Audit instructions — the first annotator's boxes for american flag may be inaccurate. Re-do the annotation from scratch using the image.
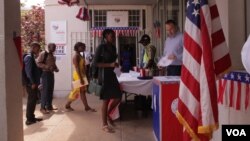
[218,71,250,111]
[176,0,231,140]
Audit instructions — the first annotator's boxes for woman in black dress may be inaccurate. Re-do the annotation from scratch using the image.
[92,29,122,133]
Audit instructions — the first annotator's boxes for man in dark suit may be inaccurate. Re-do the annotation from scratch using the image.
[23,42,43,125]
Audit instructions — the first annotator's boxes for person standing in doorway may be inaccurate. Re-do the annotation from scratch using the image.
[92,29,122,133]
[23,42,43,125]
[159,19,183,76]
[65,42,96,112]
[37,43,59,114]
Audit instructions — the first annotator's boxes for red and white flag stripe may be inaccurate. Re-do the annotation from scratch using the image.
[177,0,231,140]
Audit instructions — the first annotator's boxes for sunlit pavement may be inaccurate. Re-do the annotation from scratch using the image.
[22,94,155,141]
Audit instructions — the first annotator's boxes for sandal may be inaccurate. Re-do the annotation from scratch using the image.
[65,105,74,111]
[85,107,97,112]
[102,125,115,133]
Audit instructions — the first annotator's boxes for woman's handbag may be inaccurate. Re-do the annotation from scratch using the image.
[94,81,103,96]
[88,68,104,96]
[88,79,102,96]
[88,46,105,96]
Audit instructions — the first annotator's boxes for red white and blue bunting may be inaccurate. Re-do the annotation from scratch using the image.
[217,71,250,111]
[76,7,90,21]
[91,27,139,37]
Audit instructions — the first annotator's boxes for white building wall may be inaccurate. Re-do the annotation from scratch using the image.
[248,1,250,36]
[45,1,153,97]
[228,0,245,70]
[45,0,89,97]
[216,0,229,45]
[212,1,247,140]
[216,0,245,70]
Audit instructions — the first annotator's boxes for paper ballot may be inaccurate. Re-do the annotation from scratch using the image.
[157,57,173,67]
[72,77,88,89]
[241,35,250,73]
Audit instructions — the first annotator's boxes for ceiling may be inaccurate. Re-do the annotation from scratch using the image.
[84,0,157,5]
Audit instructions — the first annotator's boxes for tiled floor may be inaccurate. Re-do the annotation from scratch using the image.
[23,94,155,141]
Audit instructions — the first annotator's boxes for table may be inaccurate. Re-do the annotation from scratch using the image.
[109,72,152,120]
[152,76,183,141]
[118,73,153,106]
[118,73,153,96]
[117,73,153,118]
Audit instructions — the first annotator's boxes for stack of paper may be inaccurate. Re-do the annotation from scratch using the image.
[114,66,122,77]
[157,57,173,67]
[72,77,88,89]
[129,70,140,77]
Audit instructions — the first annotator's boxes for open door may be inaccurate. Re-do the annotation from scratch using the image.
[118,37,136,72]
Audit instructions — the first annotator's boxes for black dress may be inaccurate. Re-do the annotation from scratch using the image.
[92,44,122,100]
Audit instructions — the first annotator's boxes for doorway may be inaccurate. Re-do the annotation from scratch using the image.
[118,37,136,72]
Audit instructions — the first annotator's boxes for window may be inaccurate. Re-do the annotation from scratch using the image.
[93,10,107,27]
[128,10,140,27]
[165,0,181,26]
[151,0,185,55]
[90,9,141,28]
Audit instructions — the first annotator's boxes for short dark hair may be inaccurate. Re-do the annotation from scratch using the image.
[48,43,56,48]
[102,29,115,39]
[74,42,85,51]
[165,19,177,26]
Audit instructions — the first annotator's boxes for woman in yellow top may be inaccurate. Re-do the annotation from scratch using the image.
[65,42,96,112]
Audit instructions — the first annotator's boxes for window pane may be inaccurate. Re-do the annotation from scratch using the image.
[165,0,180,24]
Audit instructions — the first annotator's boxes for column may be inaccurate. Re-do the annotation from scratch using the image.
[0,0,23,140]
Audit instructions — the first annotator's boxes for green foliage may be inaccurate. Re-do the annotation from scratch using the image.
[21,6,45,53]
